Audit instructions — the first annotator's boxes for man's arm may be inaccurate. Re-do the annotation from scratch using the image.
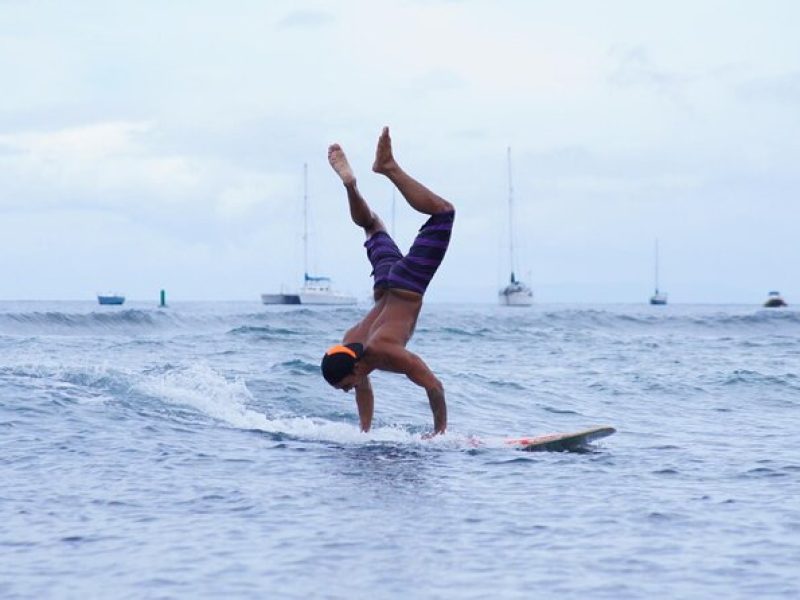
[354,376,374,433]
[401,351,447,435]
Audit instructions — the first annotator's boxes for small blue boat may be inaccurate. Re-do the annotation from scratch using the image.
[97,294,125,305]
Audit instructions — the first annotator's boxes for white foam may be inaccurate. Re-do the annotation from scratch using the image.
[135,363,474,448]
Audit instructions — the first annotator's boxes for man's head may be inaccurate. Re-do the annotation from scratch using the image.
[320,343,365,390]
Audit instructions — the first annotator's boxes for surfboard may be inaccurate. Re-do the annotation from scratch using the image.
[505,426,616,452]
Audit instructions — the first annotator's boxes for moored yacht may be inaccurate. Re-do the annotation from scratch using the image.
[763,291,787,308]
[298,274,357,305]
[499,272,533,306]
[649,291,668,305]
[261,163,356,306]
[498,147,532,306]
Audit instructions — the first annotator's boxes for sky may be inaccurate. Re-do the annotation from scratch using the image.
[1,0,798,303]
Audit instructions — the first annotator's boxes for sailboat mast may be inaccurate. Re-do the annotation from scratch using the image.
[507,147,515,281]
[654,238,660,293]
[303,162,309,279]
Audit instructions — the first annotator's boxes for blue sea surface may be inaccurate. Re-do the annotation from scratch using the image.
[1,301,799,599]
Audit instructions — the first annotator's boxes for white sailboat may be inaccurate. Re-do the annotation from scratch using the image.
[499,147,533,306]
[649,238,668,305]
[298,274,357,305]
[297,163,356,306]
[261,164,355,306]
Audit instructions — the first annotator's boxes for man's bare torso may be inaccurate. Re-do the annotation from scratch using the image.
[342,289,423,371]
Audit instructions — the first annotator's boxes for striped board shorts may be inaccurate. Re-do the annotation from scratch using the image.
[364,210,455,296]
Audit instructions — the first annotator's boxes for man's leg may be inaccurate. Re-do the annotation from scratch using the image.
[328,143,386,238]
[372,127,454,216]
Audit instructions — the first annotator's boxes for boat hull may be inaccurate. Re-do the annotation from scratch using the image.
[764,291,787,307]
[261,293,301,305]
[499,289,533,306]
[97,295,125,305]
[298,292,357,305]
[764,299,787,308]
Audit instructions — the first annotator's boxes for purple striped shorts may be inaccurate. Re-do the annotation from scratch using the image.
[364,210,455,296]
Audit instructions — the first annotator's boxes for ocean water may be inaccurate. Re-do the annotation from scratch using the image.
[1,300,798,599]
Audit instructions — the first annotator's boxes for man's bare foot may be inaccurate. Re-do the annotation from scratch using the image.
[328,143,356,185]
[372,126,399,175]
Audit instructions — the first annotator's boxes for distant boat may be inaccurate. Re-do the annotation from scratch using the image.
[500,272,533,306]
[299,274,357,305]
[97,293,125,305]
[763,291,787,308]
[649,239,668,305]
[261,163,355,306]
[499,147,533,307]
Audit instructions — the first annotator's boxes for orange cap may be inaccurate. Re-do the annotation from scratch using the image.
[325,344,357,359]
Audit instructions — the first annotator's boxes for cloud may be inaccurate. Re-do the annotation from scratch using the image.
[737,70,800,104]
[0,121,152,161]
[409,68,468,93]
[276,9,334,29]
[216,174,292,220]
[0,121,202,210]
[608,45,690,101]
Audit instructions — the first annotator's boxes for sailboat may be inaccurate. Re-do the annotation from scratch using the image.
[649,238,668,305]
[499,147,533,306]
[262,164,355,305]
[297,164,356,305]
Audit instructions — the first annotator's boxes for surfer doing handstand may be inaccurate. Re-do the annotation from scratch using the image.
[320,127,455,436]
